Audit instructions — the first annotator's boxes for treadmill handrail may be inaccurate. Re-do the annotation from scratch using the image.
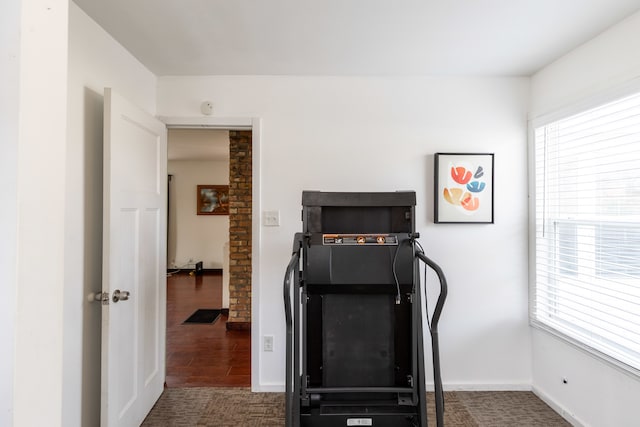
[415,251,448,331]
[415,250,447,427]
[284,233,304,427]
[283,253,299,334]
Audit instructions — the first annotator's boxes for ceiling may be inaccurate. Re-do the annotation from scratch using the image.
[74,0,640,77]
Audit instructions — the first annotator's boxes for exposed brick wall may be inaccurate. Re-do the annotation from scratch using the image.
[227,130,252,329]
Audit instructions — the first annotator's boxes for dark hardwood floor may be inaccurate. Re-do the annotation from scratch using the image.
[166,271,250,387]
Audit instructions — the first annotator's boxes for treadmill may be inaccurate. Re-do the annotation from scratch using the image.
[284,191,447,427]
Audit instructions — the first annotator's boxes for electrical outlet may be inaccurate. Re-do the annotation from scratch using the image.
[263,335,274,352]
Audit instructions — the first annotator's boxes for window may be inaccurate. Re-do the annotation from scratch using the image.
[532,91,640,373]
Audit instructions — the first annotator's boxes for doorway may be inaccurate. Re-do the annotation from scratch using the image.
[165,128,254,387]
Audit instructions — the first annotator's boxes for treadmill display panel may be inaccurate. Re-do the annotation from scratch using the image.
[322,234,398,246]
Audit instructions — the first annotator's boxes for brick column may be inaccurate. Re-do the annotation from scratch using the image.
[227,130,252,330]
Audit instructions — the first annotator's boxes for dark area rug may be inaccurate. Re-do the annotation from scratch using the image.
[142,388,477,426]
[143,388,571,426]
[183,309,221,324]
[457,391,571,426]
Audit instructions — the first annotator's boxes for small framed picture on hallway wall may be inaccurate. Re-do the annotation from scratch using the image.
[434,153,494,224]
[197,185,229,215]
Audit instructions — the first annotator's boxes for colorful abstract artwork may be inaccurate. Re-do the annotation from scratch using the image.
[434,153,494,223]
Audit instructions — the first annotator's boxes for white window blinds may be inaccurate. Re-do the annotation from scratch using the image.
[532,91,640,373]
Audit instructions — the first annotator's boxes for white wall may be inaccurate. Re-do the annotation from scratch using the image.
[0,0,21,424]
[168,159,230,269]
[529,10,640,427]
[64,4,157,426]
[11,1,69,426]
[158,75,532,390]
[530,11,640,117]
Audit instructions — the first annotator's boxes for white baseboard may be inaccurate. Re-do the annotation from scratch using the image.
[532,386,585,427]
[252,383,285,393]
[442,383,532,391]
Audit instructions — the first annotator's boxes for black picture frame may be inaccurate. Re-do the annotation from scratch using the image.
[434,153,494,224]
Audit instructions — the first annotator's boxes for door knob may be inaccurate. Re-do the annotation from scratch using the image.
[112,289,130,303]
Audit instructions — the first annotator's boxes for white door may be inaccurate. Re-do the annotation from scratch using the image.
[101,88,167,427]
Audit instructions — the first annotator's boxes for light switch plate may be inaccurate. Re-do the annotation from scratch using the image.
[263,335,274,352]
[263,210,280,226]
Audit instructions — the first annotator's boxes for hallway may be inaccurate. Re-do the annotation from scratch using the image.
[166,272,250,387]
